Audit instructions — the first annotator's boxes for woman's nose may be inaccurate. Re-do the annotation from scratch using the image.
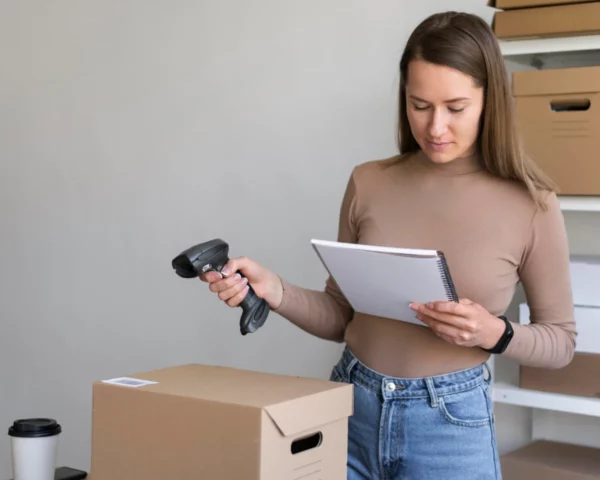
[428,110,449,138]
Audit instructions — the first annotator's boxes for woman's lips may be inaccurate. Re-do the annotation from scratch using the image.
[426,140,452,151]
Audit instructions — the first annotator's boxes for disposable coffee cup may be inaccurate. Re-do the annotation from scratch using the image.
[8,418,61,480]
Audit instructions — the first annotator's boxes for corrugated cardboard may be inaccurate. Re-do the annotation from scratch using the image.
[491,2,600,39]
[89,364,353,480]
[520,352,600,398]
[513,66,600,195]
[501,440,600,479]
[488,0,596,9]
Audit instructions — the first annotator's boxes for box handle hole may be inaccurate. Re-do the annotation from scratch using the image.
[550,99,590,112]
[291,432,323,454]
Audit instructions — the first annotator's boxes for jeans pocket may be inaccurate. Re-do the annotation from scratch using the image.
[438,385,492,428]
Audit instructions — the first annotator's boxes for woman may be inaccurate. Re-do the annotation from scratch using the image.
[201,11,576,480]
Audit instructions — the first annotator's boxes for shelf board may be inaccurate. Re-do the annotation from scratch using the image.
[500,35,600,56]
[500,35,600,68]
[559,196,600,212]
[493,382,600,417]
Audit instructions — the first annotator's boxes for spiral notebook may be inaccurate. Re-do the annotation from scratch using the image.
[311,239,458,326]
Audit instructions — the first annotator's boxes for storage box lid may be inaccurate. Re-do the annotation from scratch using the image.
[96,363,353,436]
[488,0,595,8]
[513,66,600,96]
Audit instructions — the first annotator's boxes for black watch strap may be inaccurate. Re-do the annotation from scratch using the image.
[481,315,514,354]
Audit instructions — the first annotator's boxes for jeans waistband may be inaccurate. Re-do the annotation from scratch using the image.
[336,346,490,405]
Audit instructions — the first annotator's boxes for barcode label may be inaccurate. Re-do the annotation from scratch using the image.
[102,377,158,388]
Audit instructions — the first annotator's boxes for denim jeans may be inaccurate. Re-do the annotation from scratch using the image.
[330,347,502,480]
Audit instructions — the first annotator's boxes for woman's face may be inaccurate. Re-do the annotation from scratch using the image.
[405,59,484,164]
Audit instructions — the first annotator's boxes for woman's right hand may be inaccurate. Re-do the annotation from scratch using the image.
[199,256,284,310]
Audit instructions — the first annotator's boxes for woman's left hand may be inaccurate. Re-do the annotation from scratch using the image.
[409,299,505,350]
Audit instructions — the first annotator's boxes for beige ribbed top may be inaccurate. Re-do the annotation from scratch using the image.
[275,151,576,377]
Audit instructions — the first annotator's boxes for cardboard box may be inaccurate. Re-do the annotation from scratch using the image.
[500,440,600,479]
[520,352,600,398]
[491,2,600,39]
[489,0,596,9]
[512,66,600,195]
[520,302,600,355]
[90,364,353,480]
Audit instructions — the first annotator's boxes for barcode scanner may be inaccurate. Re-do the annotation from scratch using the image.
[171,238,270,335]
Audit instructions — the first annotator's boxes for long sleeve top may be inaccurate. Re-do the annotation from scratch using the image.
[274,151,576,377]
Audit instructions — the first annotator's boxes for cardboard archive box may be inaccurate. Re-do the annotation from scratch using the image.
[518,303,600,398]
[489,2,600,39]
[500,440,600,479]
[90,364,353,480]
[490,0,597,9]
[520,352,600,398]
[513,66,600,195]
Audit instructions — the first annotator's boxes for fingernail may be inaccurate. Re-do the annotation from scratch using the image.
[409,303,418,310]
[221,267,230,276]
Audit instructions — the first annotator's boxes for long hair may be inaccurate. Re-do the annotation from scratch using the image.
[394,11,556,210]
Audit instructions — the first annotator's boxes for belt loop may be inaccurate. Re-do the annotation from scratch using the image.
[345,358,358,380]
[343,347,358,380]
[425,377,438,408]
[483,362,492,382]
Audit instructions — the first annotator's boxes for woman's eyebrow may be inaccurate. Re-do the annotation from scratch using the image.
[408,94,470,103]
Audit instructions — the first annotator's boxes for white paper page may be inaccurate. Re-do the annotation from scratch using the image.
[311,239,455,326]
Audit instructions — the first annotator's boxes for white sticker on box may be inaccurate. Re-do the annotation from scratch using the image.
[102,377,158,388]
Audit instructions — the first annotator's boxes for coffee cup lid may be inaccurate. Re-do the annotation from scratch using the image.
[8,418,61,438]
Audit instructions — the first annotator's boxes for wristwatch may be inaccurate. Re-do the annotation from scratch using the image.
[481,315,514,354]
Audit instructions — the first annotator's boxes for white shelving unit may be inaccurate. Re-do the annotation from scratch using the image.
[559,196,600,212]
[491,35,600,454]
[493,383,600,418]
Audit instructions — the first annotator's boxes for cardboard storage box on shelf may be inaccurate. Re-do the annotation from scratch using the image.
[89,363,353,480]
[513,65,600,195]
[489,0,597,9]
[520,352,600,397]
[519,303,600,397]
[500,440,600,479]
[489,2,600,39]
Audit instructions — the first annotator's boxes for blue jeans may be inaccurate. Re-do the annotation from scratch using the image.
[330,347,502,480]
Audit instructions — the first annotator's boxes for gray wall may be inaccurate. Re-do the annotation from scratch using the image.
[0,1,495,475]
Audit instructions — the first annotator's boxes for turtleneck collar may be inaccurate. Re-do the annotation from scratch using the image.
[412,149,484,176]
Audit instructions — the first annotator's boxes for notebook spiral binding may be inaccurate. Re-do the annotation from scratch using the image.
[436,252,459,302]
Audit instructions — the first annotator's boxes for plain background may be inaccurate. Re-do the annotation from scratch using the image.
[2,0,600,475]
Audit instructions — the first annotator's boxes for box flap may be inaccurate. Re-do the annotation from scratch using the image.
[264,383,353,437]
[513,66,600,96]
